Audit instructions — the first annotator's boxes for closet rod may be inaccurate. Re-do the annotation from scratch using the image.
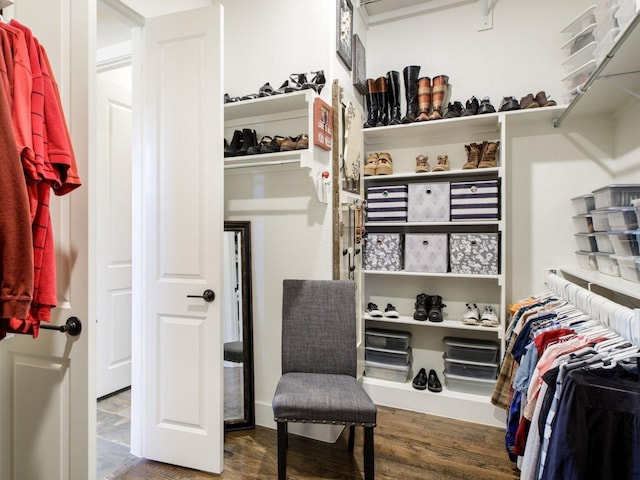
[40,317,82,336]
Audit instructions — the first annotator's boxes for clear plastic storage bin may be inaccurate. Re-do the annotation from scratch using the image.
[562,5,597,38]
[364,360,410,383]
[593,184,640,209]
[562,60,596,90]
[594,27,620,64]
[616,0,639,32]
[607,206,638,231]
[575,250,599,270]
[365,328,411,351]
[607,230,640,256]
[594,252,621,276]
[611,255,640,282]
[442,337,499,363]
[572,214,594,233]
[443,355,498,380]
[571,194,596,214]
[443,372,496,396]
[365,346,411,366]
[593,6,620,42]
[574,232,598,252]
[595,232,615,252]
[590,209,611,231]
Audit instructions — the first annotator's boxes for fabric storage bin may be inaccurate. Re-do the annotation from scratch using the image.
[572,214,594,233]
[449,233,499,275]
[443,337,499,363]
[595,231,614,252]
[443,355,498,380]
[450,180,500,221]
[611,255,640,282]
[590,209,612,231]
[571,193,596,214]
[607,230,640,256]
[594,252,621,276]
[407,182,450,222]
[366,185,408,222]
[592,184,640,209]
[404,233,448,273]
[574,232,598,252]
[607,206,638,231]
[365,346,411,366]
[364,233,404,271]
[575,250,599,271]
[365,360,410,383]
[443,372,496,396]
[365,328,411,351]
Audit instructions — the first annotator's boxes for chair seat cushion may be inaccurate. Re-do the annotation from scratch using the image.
[272,372,377,426]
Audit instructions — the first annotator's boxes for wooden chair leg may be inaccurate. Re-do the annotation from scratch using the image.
[348,425,355,453]
[363,426,375,480]
[277,422,287,480]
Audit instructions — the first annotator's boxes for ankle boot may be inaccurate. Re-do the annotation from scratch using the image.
[478,141,500,168]
[236,128,256,156]
[428,295,446,322]
[224,129,243,157]
[415,77,432,122]
[401,65,421,123]
[363,78,380,128]
[431,154,450,172]
[413,293,431,321]
[386,70,402,125]
[428,74,449,120]
[463,143,481,169]
[375,76,389,127]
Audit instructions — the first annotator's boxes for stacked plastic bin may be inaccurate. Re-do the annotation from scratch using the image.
[364,328,412,383]
[442,337,499,396]
[560,5,597,104]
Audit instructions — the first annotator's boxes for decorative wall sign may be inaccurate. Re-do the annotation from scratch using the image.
[336,0,353,70]
[352,34,366,95]
[314,97,333,151]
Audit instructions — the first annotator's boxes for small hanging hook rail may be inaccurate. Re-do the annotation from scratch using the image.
[40,316,82,336]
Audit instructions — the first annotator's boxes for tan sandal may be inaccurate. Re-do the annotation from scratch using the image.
[415,154,430,173]
[376,152,393,175]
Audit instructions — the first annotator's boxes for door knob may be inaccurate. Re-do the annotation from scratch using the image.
[187,289,216,302]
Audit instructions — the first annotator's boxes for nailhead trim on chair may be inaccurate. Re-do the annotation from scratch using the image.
[274,417,376,427]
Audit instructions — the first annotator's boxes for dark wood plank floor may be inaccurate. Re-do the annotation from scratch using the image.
[111,406,519,480]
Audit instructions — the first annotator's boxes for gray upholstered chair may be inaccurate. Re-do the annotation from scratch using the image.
[272,279,377,480]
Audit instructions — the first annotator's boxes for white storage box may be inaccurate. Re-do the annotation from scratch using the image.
[607,230,640,256]
[562,5,597,39]
[611,255,640,282]
[366,185,408,222]
[595,232,615,252]
[443,337,499,363]
[572,214,594,233]
[443,355,498,380]
[443,371,496,396]
[591,208,612,231]
[407,182,450,222]
[594,252,621,276]
[562,41,596,68]
[571,193,596,214]
[450,180,500,221]
[365,328,411,351]
[449,233,499,275]
[575,250,599,271]
[364,233,404,271]
[404,233,448,273]
[364,360,410,383]
[574,232,598,252]
[607,206,638,231]
[593,184,640,209]
[365,346,411,366]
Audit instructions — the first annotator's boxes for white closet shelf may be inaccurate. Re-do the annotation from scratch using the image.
[365,314,501,332]
[224,89,312,123]
[224,150,305,170]
[559,265,640,301]
[364,270,502,281]
[363,166,501,181]
[365,220,501,228]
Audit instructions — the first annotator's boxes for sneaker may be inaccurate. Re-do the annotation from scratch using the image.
[480,305,499,327]
[427,369,443,393]
[367,302,383,318]
[413,293,430,321]
[384,303,399,318]
[412,368,427,390]
[460,303,480,325]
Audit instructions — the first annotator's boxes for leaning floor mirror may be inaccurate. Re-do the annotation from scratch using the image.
[223,221,255,431]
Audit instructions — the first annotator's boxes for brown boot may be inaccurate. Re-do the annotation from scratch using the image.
[478,141,500,168]
[415,154,430,173]
[428,75,449,120]
[415,77,431,122]
[520,93,540,109]
[462,143,481,169]
[535,91,557,107]
[377,152,393,175]
[431,154,450,172]
[364,153,378,176]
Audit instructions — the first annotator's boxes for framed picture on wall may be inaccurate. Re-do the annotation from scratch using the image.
[352,34,366,95]
[336,0,353,70]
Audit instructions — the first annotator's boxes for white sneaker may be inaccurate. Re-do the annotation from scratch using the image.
[367,302,383,318]
[480,305,499,327]
[384,303,399,318]
[460,303,480,325]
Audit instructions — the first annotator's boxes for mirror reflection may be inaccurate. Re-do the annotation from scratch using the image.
[223,221,255,431]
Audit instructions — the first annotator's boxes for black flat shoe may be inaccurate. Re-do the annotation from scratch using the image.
[427,369,442,393]
[412,368,427,390]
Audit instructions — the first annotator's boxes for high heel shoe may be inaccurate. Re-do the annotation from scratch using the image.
[302,70,326,93]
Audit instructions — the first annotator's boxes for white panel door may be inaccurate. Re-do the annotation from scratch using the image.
[96,70,133,398]
[137,4,224,473]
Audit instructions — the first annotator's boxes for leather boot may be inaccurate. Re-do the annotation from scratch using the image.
[479,141,500,168]
[428,295,446,322]
[428,74,449,120]
[415,77,431,122]
[363,78,380,128]
[236,128,256,156]
[463,143,482,169]
[401,65,421,123]
[375,76,389,127]
[413,293,431,321]
[386,71,402,125]
[224,129,243,157]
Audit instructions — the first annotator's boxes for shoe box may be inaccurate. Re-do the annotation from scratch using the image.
[449,233,500,275]
[442,336,499,395]
[404,233,448,273]
[364,233,404,271]
[450,179,500,221]
[364,328,412,382]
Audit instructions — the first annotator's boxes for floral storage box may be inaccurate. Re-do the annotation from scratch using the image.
[366,185,408,223]
[450,180,500,221]
[407,182,450,222]
[364,233,404,271]
[449,233,499,275]
[404,233,448,273]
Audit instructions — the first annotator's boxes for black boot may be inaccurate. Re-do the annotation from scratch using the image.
[413,293,431,321]
[375,76,389,127]
[224,129,243,157]
[236,128,257,156]
[363,78,380,128]
[401,65,421,123]
[428,295,446,322]
[386,70,402,125]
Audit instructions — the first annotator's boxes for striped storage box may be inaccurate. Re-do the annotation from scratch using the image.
[450,180,500,221]
[366,185,408,222]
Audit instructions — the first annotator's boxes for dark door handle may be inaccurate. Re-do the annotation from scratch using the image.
[187,289,216,302]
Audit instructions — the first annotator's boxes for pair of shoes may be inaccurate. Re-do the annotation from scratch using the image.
[364,152,393,176]
[413,294,446,322]
[277,71,326,95]
[224,128,258,157]
[279,134,309,151]
[520,91,557,109]
[499,96,521,112]
[462,96,479,116]
[443,101,464,118]
[478,96,496,114]
[459,303,499,327]
[415,154,450,173]
[412,368,442,392]
[462,141,500,169]
[367,302,399,318]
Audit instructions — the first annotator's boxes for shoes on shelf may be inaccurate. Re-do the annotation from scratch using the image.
[415,76,432,122]
[367,302,383,318]
[224,93,240,103]
[415,154,430,173]
[364,152,379,176]
[478,141,500,168]
[280,135,303,151]
[535,91,557,107]
[480,305,499,327]
[428,295,446,322]
[236,128,257,156]
[462,96,479,116]
[260,135,285,154]
[520,93,540,109]
[462,142,482,169]
[443,101,464,118]
[384,303,399,318]
[224,129,243,157]
[499,96,521,112]
[431,154,450,172]
[460,303,480,325]
[296,134,309,150]
[427,369,443,393]
[412,368,428,390]
[258,82,275,97]
[413,293,431,321]
[478,97,496,114]
[376,152,393,175]
[302,70,326,93]
[247,136,271,155]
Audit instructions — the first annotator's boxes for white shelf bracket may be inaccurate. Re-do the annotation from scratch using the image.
[478,0,493,31]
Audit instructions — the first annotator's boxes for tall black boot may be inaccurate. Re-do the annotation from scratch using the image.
[386,70,402,125]
[375,76,389,127]
[363,78,379,128]
[224,129,243,157]
[401,65,421,123]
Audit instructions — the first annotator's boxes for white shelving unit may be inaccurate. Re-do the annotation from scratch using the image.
[560,266,640,301]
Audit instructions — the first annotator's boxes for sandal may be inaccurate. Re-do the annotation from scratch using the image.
[302,70,326,93]
[240,93,259,101]
[258,82,275,97]
[260,135,285,154]
[247,136,272,155]
[276,79,300,94]
[295,134,309,150]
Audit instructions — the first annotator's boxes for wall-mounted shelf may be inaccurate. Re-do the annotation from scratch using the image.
[365,314,500,332]
[560,265,640,301]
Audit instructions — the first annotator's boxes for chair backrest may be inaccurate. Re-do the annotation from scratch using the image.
[281,279,356,377]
